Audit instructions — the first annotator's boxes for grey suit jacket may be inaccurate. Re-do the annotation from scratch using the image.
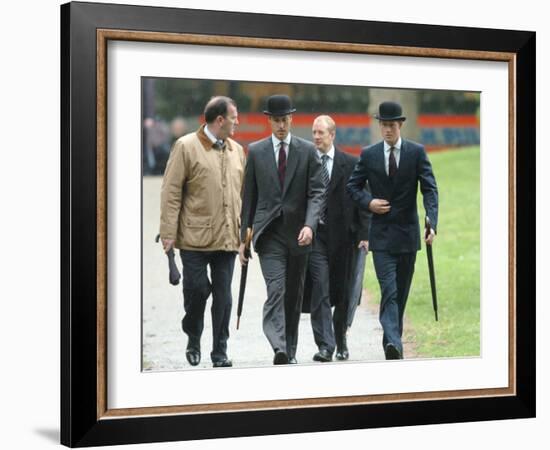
[240,135,325,254]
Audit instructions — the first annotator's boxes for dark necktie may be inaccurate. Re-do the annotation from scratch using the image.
[319,154,330,224]
[389,146,397,178]
[278,141,287,188]
[214,139,225,150]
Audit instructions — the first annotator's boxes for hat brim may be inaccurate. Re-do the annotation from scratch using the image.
[263,108,297,116]
[375,114,406,121]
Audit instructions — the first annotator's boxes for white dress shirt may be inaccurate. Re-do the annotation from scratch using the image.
[271,133,291,163]
[204,125,219,145]
[317,145,335,180]
[383,137,402,175]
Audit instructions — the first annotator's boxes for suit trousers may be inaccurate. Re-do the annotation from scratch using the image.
[372,251,416,356]
[332,246,365,349]
[308,225,336,353]
[179,250,236,363]
[256,217,308,359]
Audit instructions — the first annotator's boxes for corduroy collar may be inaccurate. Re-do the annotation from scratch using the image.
[196,124,234,151]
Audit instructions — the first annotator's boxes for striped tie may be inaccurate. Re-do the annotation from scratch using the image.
[319,154,330,224]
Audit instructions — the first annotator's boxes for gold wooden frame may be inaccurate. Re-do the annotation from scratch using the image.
[95,29,517,420]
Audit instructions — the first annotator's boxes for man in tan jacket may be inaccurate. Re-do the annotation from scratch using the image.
[160,96,245,368]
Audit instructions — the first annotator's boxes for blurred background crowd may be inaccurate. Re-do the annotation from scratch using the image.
[142,78,480,175]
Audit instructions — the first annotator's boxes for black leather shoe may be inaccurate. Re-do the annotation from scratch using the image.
[335,348,349,361]
[213,359,233,368]
[335,334,349,360]
[289,357,297,364]
[313,348,333,362]
[186,337,201,366]
[186,349,201,366]
[273,351,289,365]
[385,343,403,360]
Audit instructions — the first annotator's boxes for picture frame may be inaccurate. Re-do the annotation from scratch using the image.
[60,1,535,447]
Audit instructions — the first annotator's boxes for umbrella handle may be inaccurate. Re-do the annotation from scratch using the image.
[425,216,432,240]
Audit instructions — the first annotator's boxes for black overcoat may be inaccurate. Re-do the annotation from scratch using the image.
[303,148,370,312]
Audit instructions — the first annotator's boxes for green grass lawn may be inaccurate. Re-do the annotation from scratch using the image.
[363,146,480,358]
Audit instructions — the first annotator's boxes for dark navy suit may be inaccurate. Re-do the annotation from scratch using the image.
[346,139,438,356]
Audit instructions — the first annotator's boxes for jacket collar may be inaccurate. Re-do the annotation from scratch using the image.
[197,124,234,151]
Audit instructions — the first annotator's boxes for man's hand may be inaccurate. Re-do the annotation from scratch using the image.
[161,238,175,254]
[368,199,391,214]
[238,242,251,266]
[358,240,369,251]
[424,228,436,245]
[297,226,313,246]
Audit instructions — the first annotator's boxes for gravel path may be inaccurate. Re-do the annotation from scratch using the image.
[142,176,385,371]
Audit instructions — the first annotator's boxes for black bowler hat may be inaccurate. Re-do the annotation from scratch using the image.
[374,101,407,121]
[263,95,296,116]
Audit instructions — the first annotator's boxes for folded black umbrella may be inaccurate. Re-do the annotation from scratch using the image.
[425,217,438,321]
[155,234,181,286]
[347,246,367,328]
[236,228,253,330]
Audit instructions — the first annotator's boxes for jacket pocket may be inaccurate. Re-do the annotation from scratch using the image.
[183,215,213,248]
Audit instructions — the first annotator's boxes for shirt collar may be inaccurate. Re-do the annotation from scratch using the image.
[384,137,402,152]
[272,133,292,149]
[204,125,218,144]
[317,145,335,160]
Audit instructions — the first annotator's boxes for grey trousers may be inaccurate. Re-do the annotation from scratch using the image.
[256,220,308,359]
[308,225,336,353]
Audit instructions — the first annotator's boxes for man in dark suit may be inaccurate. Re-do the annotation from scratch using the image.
[305,115,370,363]
[239,95,325,365]
[347,101,438,360]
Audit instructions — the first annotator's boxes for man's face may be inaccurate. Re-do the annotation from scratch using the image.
[379,120,402,146]
[218,104,239,139]
[269,114,292,140]
[312,120,335,153]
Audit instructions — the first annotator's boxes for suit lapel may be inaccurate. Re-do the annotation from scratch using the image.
[374,141,390,181]
[393,139,410,187]
[375,143,388,179]
[374,143,394,198]
[262,139,282,192]
[283,137,300,195]
[329,149,344,195]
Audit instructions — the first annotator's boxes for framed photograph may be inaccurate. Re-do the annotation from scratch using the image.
[61,1,535,447]
[141,77,482,374]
